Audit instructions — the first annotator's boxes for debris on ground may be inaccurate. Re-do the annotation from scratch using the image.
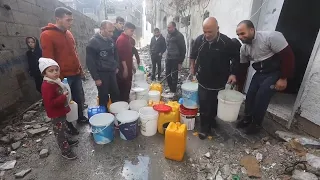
[11,141,21,150]
[276,131,320,148]
[14,168,32,178]
[0,160,16,170]
[204,152,211,159]
[306,153,320,169]
[292,169,318,180]
[240,155,262,178]
[286,139,307,156]
[27,127,49,137]
[39,149,49,158]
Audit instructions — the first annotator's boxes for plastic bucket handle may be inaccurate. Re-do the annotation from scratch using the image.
[91,125,109,134]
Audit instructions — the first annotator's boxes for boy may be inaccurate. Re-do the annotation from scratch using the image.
[39,58,78,160]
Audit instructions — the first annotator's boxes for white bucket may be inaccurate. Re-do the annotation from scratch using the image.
[139,107,159,136]
[133,81,149,101]
[217,90,244,122]
[129,90,136,101]
[129,100,148,112]
[148,90,160,103]
[109,101,129,126]
[134,70,145,82]
[66,101,78,126]
[181,82,198,109]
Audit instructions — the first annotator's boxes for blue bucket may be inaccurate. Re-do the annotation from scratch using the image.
[88,106,107,119]
[89,113,114,144]
[181,82,199,109]
[116,110,139,140]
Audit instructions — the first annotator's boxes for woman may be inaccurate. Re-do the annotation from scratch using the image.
[26,37,43,93]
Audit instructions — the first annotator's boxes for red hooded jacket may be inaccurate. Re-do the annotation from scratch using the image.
[40,23,82,78]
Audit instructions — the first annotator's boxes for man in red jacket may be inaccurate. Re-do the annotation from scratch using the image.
[116,22,136,102]
[40,7,88,135]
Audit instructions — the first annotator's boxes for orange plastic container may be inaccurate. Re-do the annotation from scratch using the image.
[164,122,187,161]
[157,101,181,134]
[150,83,163,94]
[97,95,112,109]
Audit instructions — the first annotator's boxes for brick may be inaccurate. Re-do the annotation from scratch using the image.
[5,23,25,36]
[0,22,8,36]
[0,7,14,23]
[12,10,29,25]
[17,0,33,14]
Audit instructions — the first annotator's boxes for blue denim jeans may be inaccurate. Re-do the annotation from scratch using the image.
[245,71,280,125]
[67,75,84,118]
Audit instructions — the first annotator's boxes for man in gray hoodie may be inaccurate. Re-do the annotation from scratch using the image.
[86,20,120,108]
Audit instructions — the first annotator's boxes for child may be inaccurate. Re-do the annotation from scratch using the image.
[39,58,78,160]
[26,37,42,93]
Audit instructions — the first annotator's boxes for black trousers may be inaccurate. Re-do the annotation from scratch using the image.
[165,59,179,93]
[151,54,162,79]
[245,72,280,125]
[97,72,120,108]
[198,85,219,133]
[33,75,43,94]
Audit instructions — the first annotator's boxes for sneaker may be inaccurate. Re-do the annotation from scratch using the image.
[236,116,252,129]
[62,151,77,160]
[67,128,79,136]
[244,123,262,135]
[67,140,79,147]
[77,116,89,124]
[83,104,88,109]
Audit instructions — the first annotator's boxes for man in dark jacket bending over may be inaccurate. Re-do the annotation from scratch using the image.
[166,22,186,93]
[150,28,166,80]
[190,17,238,140]
[236,20,295,134]
[86,20,120,109]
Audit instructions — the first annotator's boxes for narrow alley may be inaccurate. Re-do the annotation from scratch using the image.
[0,50,319,180]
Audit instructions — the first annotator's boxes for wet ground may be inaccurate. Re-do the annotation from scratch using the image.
[1,49,314,180]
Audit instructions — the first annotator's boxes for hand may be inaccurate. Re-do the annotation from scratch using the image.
[116,68,119,74]
[227,75,237,84]
[123,70,128,79]
[95,80,102,86]
[189,65,195,75]
[275,78,287,91]
[178,64,182,71]
[63,91,69,96]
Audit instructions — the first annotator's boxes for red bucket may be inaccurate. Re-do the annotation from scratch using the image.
[179,105,198,130]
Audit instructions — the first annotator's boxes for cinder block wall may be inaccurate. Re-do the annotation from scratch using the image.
[0,0,97,114]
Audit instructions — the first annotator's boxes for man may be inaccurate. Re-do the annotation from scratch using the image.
[166,22,186,93]
[112,16,125,42]
[150,28,166,81]
[236,20,295,134]
[116,22,136,102]
[40,7,88,135]
[86,20,120,109]
[190,17,238,140]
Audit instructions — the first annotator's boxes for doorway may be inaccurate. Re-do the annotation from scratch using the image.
[268,0,320,121]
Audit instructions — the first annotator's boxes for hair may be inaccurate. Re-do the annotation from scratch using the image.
[124,22,136,30]
[55,7,72,18]
[154,28,160,32]
[100,20,113,29]
[238,20,255,29]
[116,16,125,23]
[169,21,176,27]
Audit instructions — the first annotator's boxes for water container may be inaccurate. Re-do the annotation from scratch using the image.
[217,89,244,122]
[109,101,129,126]
[129,100,148,112]
[181,82,198,109]
[164,122,187,161]
[179,105,198,130]
[150,83,163,94]
[62,78,72,103]
[148,90,160,103]
[154,101,180,134]
[139,107,159,136]
[66,101,78,123]
[134,70,145,82]
[116,110,140,140]
[89,113,115,144]
[88,106,107,119]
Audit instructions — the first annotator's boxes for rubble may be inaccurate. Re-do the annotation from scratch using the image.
[0,160,16,170]
[240,156,261,178]
[23,111,37,121]
[0,135,12,144]
[39,149,49,158]
[275,131,320,148]
[306,153,320,169]
[15,168,31,178]
[204,152,211,159]
[32,124,42,129]
[11,141,21,150]
[255,153,263,162]
[0,147,6,156]
[292,169,318,180]
[0,171,4,180]
[27,127,49,137]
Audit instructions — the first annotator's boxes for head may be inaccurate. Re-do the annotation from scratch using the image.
[26,37,36,49]
[115,16,125,30]
[153,28,160,37]
[202,17,219,41]
[123,22,136,37]
[100,20,115,38]
[55,7,73,30]
[39,58,60,80]
[236,20,255,44]
[167,22,176,34]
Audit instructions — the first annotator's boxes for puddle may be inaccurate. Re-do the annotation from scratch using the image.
[122,156,150,180]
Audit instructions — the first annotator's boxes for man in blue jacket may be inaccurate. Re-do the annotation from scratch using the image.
[86,20,120,109]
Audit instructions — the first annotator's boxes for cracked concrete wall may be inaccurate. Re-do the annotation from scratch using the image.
[0,0,96,113]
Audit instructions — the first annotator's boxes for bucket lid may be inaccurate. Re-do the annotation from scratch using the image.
[132,87,146,93]
[109,101,129,114]
[153,104,172,112]
[89,113,114,127]
[181,82,198,91]
[116,110,139,124]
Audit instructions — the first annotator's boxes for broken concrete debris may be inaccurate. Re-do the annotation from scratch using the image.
[15,168,31,179]
[306,153,320,169]
[39,149,49,158]
[276,131,320,148]
[0,160,16,170]
[240,156,261,178]
[11,141,21,150]
[204,152,211,159]
[27,127,49,137]
[255,152,263,162]
[0,136,12,144]
[23,111,37,121]
[292,169,318,180]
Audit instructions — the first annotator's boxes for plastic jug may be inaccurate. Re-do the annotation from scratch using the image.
[150,83,163,94]
[157,101,180,134]
[62,78,72,103]
[96,95,112,110]
[164,122,187,161]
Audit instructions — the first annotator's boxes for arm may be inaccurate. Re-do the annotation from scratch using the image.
[189,38,199,75]
[42,84,67,108]
[40,32,54,59]
[133,47,140,65]
[178,35,187,64]
[116,38,130,77]
[278,45,295,79]
[86,45,100,81]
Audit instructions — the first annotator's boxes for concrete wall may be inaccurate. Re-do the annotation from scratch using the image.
[0,0,96,113]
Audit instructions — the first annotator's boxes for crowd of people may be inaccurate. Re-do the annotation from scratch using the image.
[25,7,295,160]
